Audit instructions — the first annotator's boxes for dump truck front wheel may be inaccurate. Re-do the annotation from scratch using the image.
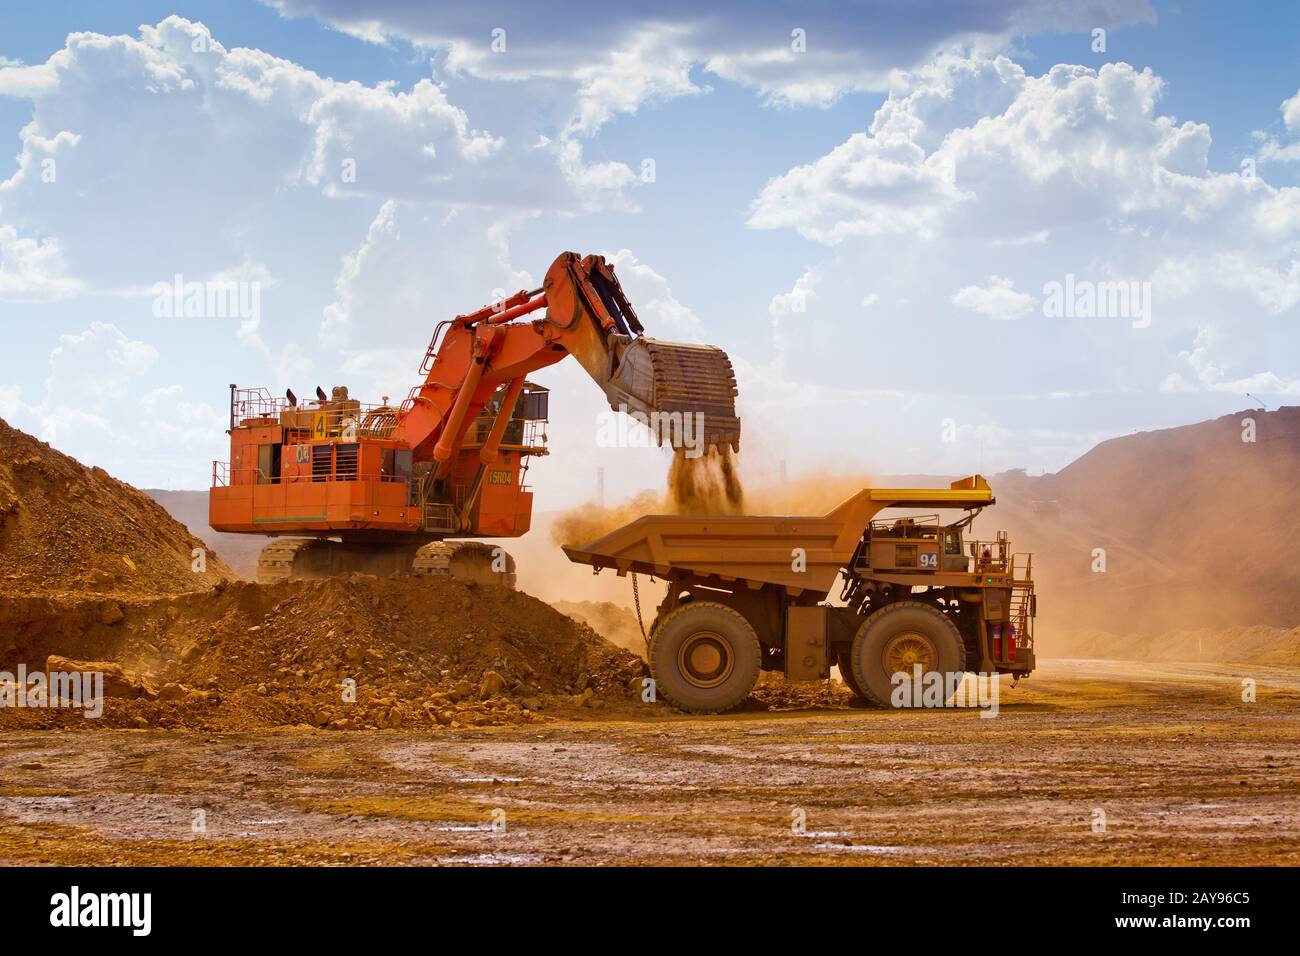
[836,650,870,702]
[649,602,761,714]
[847,601,966,708]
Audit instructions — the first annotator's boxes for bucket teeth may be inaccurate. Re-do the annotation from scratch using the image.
[607,337,741,452]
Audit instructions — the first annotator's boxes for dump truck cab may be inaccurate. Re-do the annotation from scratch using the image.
[565,475,1036,713]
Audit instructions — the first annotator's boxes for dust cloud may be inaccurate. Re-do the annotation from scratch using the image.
[668,447,745,514]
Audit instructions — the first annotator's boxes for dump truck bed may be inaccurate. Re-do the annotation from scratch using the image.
[562,476,994,596]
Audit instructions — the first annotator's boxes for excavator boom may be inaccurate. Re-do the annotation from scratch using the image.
[210,250,742,569]
[394,252,741,465]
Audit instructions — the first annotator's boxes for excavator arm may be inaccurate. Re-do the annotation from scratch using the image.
[392,252,741,475]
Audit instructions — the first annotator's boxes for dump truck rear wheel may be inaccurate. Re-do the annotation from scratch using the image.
[848,601,966,708]
[649,602,760,714]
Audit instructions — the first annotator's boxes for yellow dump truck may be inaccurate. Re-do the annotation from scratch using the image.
[564,475,1035,713]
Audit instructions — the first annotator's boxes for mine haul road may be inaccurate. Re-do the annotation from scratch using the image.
[1,658,1296,866]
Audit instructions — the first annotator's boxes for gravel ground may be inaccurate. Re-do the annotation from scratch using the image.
[1,658,1296,866]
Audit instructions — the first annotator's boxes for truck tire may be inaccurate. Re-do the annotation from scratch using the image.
[648,602,761,714]
[835,650,870,702]
[847,601,967,709]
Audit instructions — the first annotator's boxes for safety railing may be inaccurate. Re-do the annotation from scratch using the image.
[229,386,401,439]
[869,513,942,535]
[969,532,1012,573]
[210,465,411,488]
[230,387,286,424]
[265,402,401,439]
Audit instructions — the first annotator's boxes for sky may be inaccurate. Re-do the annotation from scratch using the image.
[2,0,1299,509]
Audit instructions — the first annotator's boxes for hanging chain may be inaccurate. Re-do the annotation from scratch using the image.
[632,571,648,644]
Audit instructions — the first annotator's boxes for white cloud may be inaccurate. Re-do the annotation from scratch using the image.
[748,51,1300,348]
[767,268,822,356]
[1285,89,1300,132]
[0,15,634,300]
[951,274,1036,320]
[747,58,1267,245]
[0,223,81,299]
[564,28,703,137]
[1165,326,1300,396]
[604,250,704,342]
[1254,87,1300,166]
[46,322,158,409]
[265,0,1154,119]
[0,321,227,486]
[319,201,531,365]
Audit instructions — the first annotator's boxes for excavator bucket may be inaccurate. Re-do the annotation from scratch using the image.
[604,336,742,452]
[542,250,743,453]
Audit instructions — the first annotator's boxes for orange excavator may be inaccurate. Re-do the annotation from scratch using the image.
[209,251,741,584]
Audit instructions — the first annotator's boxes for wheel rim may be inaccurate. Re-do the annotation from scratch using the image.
[881,630,938,676]
[677,631,735,689]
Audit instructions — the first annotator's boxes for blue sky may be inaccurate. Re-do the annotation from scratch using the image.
[2,1,1299,506]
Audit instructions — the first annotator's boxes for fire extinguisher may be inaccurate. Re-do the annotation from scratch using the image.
[1006,623,1017,662]
[991,623,1002,661]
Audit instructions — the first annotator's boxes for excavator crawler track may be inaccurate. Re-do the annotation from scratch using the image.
[256,539,330,584]
[412,541,517,588]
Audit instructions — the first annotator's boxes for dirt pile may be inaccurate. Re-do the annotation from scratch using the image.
[750,671,856,711]
[552,599,647,657]
[0,418,233,596]
[0,574,645,731]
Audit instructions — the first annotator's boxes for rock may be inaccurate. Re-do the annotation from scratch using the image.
[344,646,365,664]
[100,602,125,626]
[45,655,157,700]
[159,682,187,701]
[520,696,542,711]
[180,642,201,665]
[479,670,506,699]
[88,570,116,591]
